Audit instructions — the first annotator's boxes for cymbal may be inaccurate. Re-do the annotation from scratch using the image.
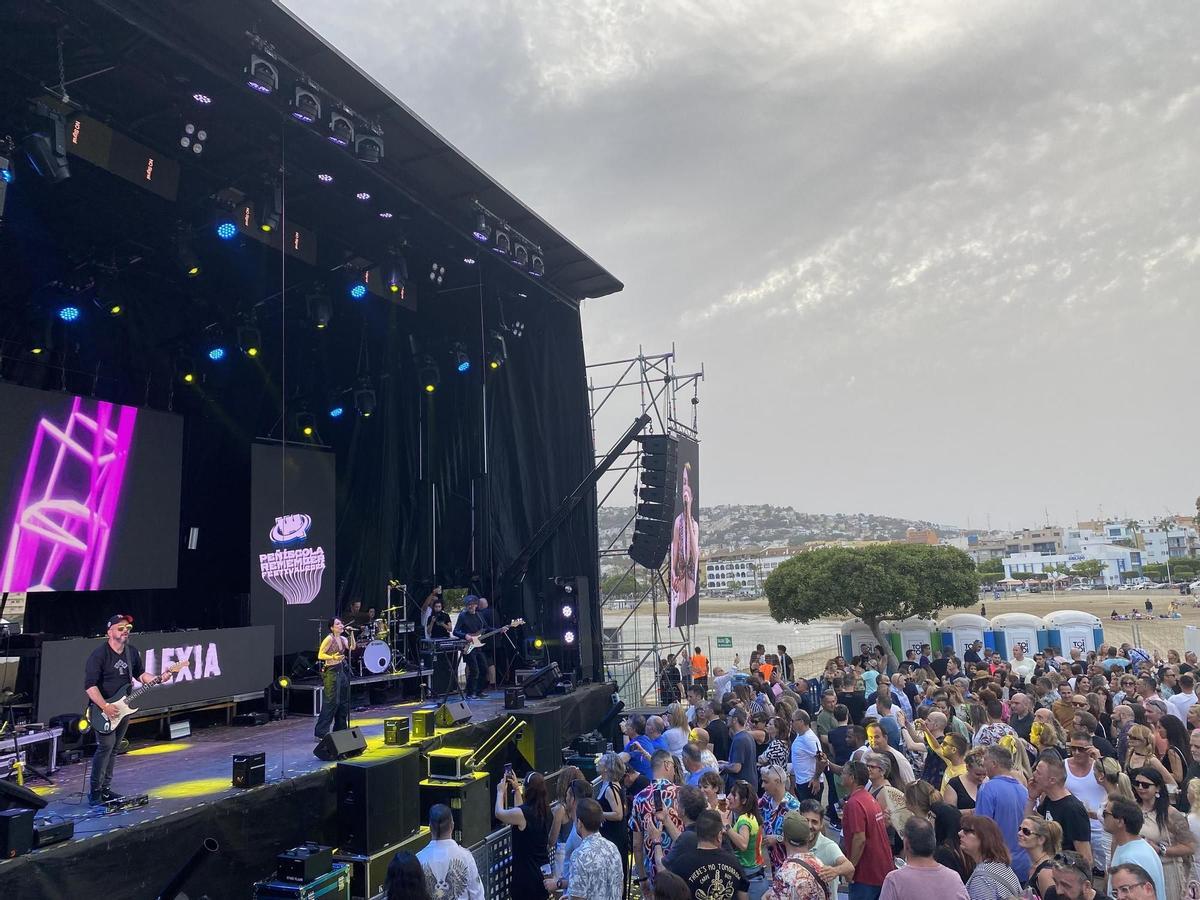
[382,606,404,613]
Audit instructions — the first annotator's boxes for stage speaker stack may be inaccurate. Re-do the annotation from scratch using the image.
[336,749,421,854]
[334,827,431,900]
[512,706,564,773]
[233,751,266,788]
[628,434,678,570]
[520,662,561,700]
[314,727,367,761]
[411,707,438,739]
[419,772,491,847]
[435,700,472,728]
[383,717,410,746]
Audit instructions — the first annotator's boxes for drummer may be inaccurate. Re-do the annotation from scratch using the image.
[341,598,372,630]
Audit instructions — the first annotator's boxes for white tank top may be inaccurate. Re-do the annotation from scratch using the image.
[1065,762,1108,817]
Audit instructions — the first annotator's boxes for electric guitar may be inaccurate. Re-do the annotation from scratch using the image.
[462,619,524,655]
[85,659,190,734]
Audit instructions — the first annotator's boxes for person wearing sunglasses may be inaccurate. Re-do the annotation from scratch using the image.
[1129,766,1194,900]
[83,613,164,806]
[958,814,1021,900]
[1017,816,1062,899]
[1051,852,1112,900]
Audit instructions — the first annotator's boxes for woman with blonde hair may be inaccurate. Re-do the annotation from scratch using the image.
[595,751,629,884]
[663,703,689,754]
[903,779,941,824]
[944,746,987,810]
[999,734,1031,786]
[1095,755,1134,801]
[1017,816,1062,899]
[1125,723,1179,789]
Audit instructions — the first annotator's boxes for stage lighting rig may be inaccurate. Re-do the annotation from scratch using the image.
[57,304,81,322]
[387,253,408,294]
[246,52,279,95]
[93,294,123,317]
[451,343,471,373]
[354,380,376,417]
[472,212,492,243]
[328,402,345,418]
[355,131,384,164]
[295,411,316,439]
[493,229,511,257]
[177,356,197,384]
[291,85,321,124]
[237,325,262,358]
[307,288,332,329]
[328,111,354,147]
[530,253,545,278]
[429,263,445,286]
[258,184,282,233]
[487,331,507,370]
[21,103,70,183]
[512,242,529,268]
[176,230,201,277]
[419,356,440,394]
[179,122,207,156]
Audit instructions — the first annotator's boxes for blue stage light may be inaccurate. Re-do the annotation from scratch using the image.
[1,167,13,184]
[349,283,367,300]
[208,346,226,361]
[457,359,470,373]
[57,305,81,322]
[329,405,344,418]
[216,221,237,240]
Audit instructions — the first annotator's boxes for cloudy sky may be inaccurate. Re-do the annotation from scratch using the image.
[284,0,1200,529]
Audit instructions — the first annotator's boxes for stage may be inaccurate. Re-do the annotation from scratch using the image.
[0,681,615,899]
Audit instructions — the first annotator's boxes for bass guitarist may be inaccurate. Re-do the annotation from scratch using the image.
[84,614,162,805]
[453,595,508,699]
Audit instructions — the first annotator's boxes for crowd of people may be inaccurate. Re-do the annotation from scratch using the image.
[387,637,1200,900]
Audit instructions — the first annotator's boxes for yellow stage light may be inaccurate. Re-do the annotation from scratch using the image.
[126,743,191,757]
[152,776,230,799]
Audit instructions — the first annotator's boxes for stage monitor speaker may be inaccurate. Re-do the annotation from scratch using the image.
[504,687,525,709]
[336,748,421,854]
[314,727,367,761]
[512,706,563,772]
[233,752,267,788]
[521,662,560,700]
[0,779,48,812]
[419,772,491,847]
[435,700,472,728]
[0,808,34,858]
[411,707,437,739]
[384,718,410,746]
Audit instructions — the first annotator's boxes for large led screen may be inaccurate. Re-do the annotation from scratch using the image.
[250,443,336,655]
[0,384,183,592]
[669,435,700,628]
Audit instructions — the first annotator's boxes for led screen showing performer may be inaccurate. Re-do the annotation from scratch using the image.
[669,436,700,628]
[0,383,183,592]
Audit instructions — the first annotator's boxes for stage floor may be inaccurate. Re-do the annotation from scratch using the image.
[26,689,515,848]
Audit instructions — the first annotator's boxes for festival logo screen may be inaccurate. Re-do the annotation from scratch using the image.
[0,383,183,592]
[250,443,336,654]
[669,435,700,628]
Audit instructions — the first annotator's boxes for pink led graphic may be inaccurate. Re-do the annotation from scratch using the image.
[0,398,137,592]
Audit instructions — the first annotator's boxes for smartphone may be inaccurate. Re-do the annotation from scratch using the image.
[654,789,664,812]
[504,762,514,779]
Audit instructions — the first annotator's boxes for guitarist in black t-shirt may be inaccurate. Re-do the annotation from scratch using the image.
[83,614,161,805]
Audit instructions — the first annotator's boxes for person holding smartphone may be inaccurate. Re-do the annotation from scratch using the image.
[496,770,551,900]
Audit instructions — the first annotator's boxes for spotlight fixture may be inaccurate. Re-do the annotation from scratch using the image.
[307,288,332,329]
[291,85,321,124]
[329,404,345,418]
[355,132,384,163]
[317,173,334,184]
[564,630,576,645]
[561,604,573,619]
[328,111,354,147]
[355,191,371,201]
[451,343,470,373]
[216,221,238,240]
[245,53,279,95]
[57,304,81,322]
[177,356,197,383]
[378,211,393,219]
[512,243,529,268]
[93,295,123,317]
[176,233,201,277]
[258,184,281,233]
[472,212,492,243]
[487,331,507,370]
[193,92,212,105]
[179,122,207,156]
[207,345,227,362]
[530,253,545,277]
[493,229,511,256]
[419,356,440,394]
[349,280,368,300]
[429,263,445,286]
[21,106,70,183]
[296,412,316,438]
[1,154,12,184]
[237,325,262,357]
[354,381,376,417]
[463,252,477,265]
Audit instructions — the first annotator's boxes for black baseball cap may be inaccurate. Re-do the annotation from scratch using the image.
[106,614,133,628]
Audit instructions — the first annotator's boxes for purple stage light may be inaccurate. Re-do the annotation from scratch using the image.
[0,399,137,592]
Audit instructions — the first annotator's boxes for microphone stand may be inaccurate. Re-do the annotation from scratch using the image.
[392,581,427,701]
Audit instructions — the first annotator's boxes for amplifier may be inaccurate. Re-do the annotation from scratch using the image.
[383,717,410,746]
[411,707,437,739]
[253,862,349,899]
[573,733,607,755]
[426,747,473,779]
[504,687,525,709]
[561,754,599,781]
[32,814,74,849]
[419,772,491,847]
[277,842,333,883]
[233,752,267,788]
[334,827,430,900]
[0,808,34,859]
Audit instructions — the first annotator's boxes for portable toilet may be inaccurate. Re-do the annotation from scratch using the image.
[1044,610,1103,656]
[883,617,936,662]
[841,619,880,660]
[989,613,1047,661]
[935,613,993,658]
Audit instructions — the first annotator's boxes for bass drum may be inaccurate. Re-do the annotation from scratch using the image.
[354,640,392,675]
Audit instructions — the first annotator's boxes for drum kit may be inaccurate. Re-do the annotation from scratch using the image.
[311,605,414,677]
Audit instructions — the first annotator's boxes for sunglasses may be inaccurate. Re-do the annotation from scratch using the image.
[1134,780,1157,789]
[115,624,133,632]
[1018,826,1036,836]
[1069,745,1091,754]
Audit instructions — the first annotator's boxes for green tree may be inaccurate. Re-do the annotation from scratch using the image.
[1069,559,1105,585]
[1142,563,1168,583]
[727,580,743,593]
[764,544,977,672]
[601,570,644,598]
[977,558,1005,585]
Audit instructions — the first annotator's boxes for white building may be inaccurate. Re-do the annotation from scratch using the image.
[704,546,801,592]
[1003,542,1143,587]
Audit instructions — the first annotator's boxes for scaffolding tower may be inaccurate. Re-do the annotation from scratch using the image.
[588,346,704,706]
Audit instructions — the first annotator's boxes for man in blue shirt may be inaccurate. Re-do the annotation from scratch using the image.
[975,743,1030,882]
[1105,798,1166,900]
[622,714,656,780]
[720,707,758,794]
[645,715,670,752]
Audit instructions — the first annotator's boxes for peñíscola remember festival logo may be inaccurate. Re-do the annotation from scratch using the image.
[259,513,326,605]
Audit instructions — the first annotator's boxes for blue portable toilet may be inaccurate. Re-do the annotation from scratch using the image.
[990,613,1047,661]
[841,619,879,660]
[1044,610,1103,655]
[935,613,993,659]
